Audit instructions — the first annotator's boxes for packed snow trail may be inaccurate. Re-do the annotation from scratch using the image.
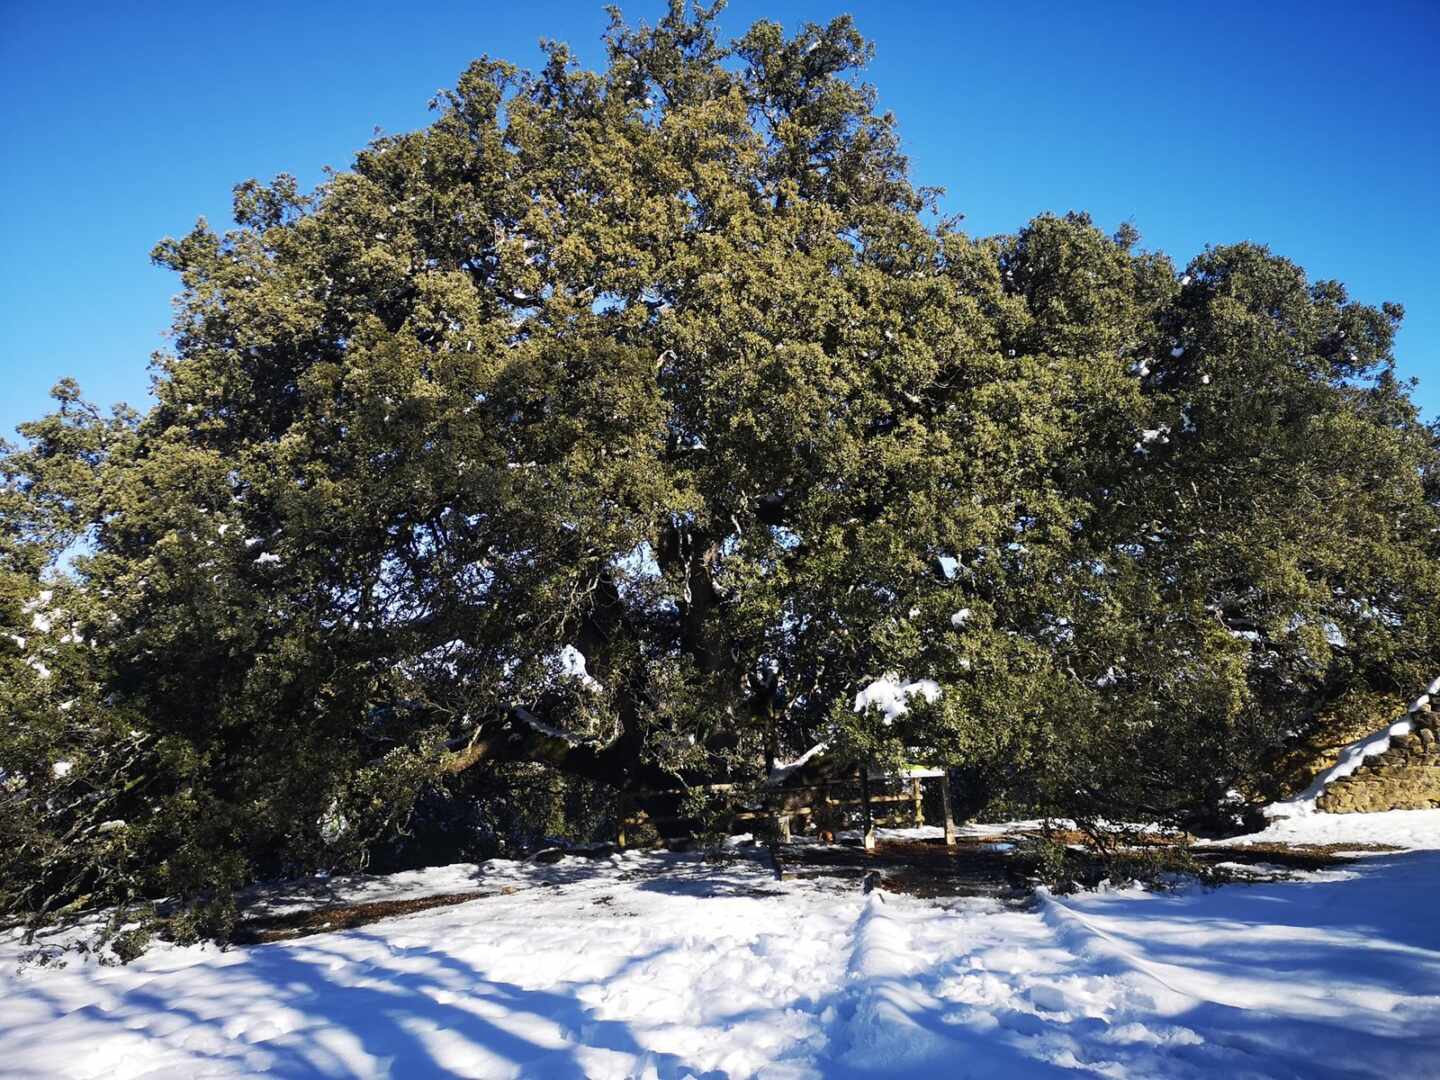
[4,835,1440,1078]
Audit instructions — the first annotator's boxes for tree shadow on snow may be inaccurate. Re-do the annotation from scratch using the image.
[10,850,1440,1079]
[11,930,721,1079]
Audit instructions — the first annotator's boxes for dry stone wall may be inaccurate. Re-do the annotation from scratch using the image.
[1316,705,1440,813]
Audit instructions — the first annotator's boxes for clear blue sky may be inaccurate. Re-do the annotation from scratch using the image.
[3,0,1437,440]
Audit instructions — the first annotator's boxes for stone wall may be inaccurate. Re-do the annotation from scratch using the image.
[1315,705,1440,813]
[1256,689,1404,804]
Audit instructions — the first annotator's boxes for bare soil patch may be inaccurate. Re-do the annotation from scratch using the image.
[231,888,502,944]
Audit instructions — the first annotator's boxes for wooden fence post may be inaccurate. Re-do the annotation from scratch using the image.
[775,813,792,842]
[616,793,630,850]
[911,776,924,828]
[941,772,957,847]
[860,766,877,851]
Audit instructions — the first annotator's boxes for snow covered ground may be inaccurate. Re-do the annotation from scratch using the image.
[4,817,1440,1079]
[1201,807,1440,852]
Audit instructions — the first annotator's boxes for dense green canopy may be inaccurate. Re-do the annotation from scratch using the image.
[3,2,1437,931]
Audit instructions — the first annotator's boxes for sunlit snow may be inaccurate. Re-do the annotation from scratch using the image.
[5,816,1440,1078]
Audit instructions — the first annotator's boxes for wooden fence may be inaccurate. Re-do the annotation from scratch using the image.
[616,766,957,850]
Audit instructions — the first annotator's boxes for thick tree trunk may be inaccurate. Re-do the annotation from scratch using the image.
[439,707,680,792]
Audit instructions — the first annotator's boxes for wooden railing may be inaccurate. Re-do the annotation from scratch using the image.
[615,766,957,850]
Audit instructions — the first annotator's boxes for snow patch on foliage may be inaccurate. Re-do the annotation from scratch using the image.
[768,741,828,784]
[1134,425,1170,455]
[514,707,583,745]
[318,800,349,844]
[853,677,941,724]
[558,646,603,692]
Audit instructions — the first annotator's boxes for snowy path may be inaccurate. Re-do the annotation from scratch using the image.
[3,845,1440,1078]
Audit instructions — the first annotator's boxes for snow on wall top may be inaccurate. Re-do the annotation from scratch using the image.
[1265,675,1440,819]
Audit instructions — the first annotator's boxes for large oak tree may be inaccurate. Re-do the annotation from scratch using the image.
[3,2,1436,930]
